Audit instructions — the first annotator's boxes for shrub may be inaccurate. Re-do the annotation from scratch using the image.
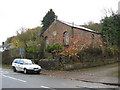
[77,46,103,63]
[46,43,63,53]
[46,43,63,59]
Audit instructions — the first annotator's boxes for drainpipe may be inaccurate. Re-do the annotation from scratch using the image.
[72,22,74,38]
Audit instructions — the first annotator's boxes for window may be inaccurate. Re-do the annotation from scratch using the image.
[53,31,57,36]
[91,34,94,39]
[24,60,32,65]
[45,36,49,47]
[63,31,69,45]
[19,60,24,64]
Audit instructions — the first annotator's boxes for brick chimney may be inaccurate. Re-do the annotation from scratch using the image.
[54,15,58,23]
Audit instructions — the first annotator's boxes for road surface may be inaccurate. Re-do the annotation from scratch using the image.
[0,68,118,89]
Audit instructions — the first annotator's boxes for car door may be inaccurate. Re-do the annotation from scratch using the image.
[18,60,24,71]
[15,60,20,71]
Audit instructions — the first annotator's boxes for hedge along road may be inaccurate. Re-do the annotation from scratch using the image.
[1,67,118,88]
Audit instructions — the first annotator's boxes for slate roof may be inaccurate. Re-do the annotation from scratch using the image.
[40,19,100,36]
[57,20,100,34]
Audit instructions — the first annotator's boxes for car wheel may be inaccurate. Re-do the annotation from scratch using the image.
[13,67,17,72]
[37,71,40,74]
[24,69,28,74]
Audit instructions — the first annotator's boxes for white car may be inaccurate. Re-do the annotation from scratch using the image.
[12,59,42,74]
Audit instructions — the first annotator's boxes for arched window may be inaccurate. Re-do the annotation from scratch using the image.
[91,34,95,39]
[45,36,49,47]
[63,31,69,45]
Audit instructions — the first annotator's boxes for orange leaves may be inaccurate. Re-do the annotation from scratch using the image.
[51,50,57,53]
[59,38,89,58]
[73,41,76,44]
[73,40,79,45]
[69,55,71,57]
[99,45,102,47]
[104,42,107,44]
[75,53,77,56]
[99,39,102,43]
[48,34,90,60]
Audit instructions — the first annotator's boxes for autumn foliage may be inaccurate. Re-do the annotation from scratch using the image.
[46,33,103,65]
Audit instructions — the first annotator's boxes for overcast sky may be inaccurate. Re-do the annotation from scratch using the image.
[0,0,119,45]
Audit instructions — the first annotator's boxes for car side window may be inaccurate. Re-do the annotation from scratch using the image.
[14,60,18,63]
[17,60,20,64]
[19,60,24,64]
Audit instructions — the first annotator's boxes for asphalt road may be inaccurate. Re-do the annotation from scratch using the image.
[0,68,118,89]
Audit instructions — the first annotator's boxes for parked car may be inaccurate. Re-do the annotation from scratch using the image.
[12,59,41,74]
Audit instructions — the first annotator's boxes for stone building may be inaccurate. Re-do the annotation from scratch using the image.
[40,19,102,51]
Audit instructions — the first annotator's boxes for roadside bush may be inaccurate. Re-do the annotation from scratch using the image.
[46,43,63,59]
[106,45,120,58]
[43,43,119,70]
[77,47,102,63]
[2,49,20,65]
[46,43,63,53]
